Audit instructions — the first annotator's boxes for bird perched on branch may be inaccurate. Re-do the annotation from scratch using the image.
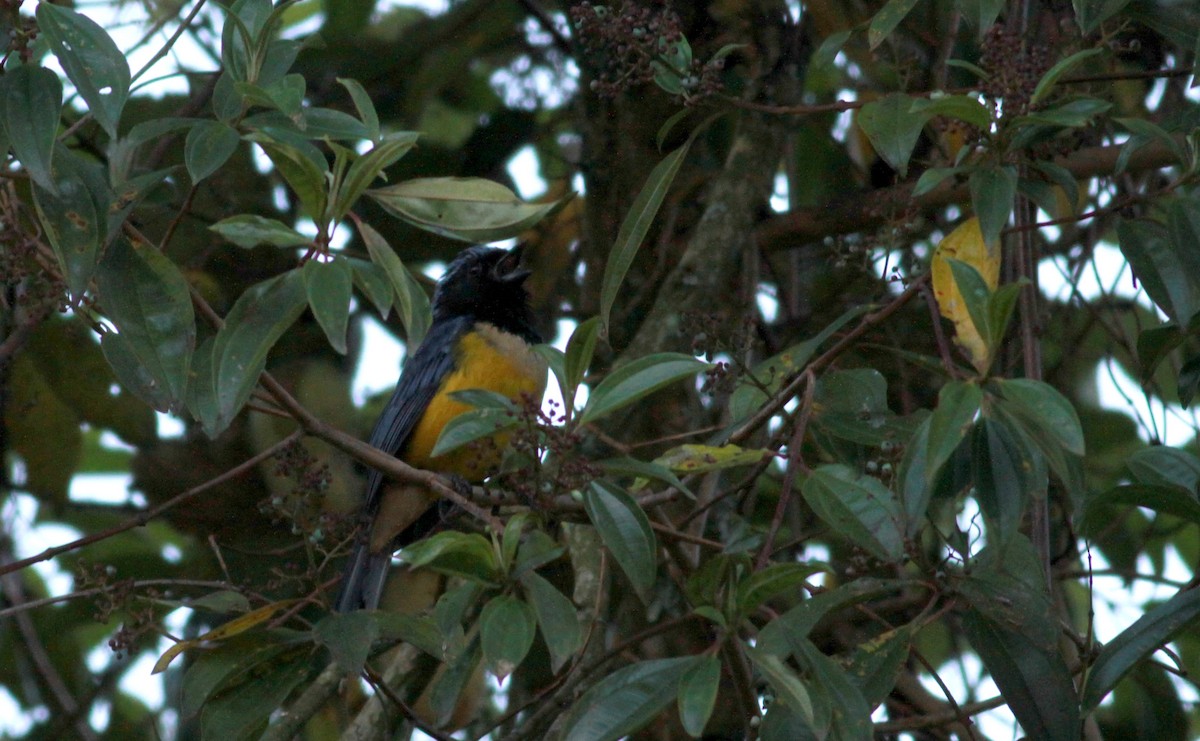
[336,244,546,612]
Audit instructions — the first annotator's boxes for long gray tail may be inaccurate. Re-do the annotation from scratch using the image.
[335,540,392,612]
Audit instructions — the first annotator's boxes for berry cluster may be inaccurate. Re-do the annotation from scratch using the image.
[570,2,724,103]
[979,25,1053,117]
[263,439,340,546]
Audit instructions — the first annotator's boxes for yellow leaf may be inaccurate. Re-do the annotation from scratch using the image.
[151,599,301,674]
[932,217,1000,372]
[655,444,771,474]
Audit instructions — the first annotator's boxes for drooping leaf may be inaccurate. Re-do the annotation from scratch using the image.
[910,95,992,128]
[312,611,379,675]
[346,257,393,319]
[210,215,311,249]
[961,606,1080,741]
[758,579,905,656]
[565,316,602,401]
[599,138,692,335]
[800,465,905,562]
[520,571,582,673]
[1118,219,1200,326]
[337,76,380,141]
[1032,47,1105,102]
[95,238,196,412]
[735,562,823,616]
[867,0,921,49]
[584,480,658,603]
[302,257,352,354]
[578,353,710,425]
[185,120,241,184]
[199,652,311,740]
[334,131,420,219]
[1,65,62,192]
[1082,587,1200,712]
[925,381,982,483]
[36,3,131,138]
[357,218,430,347]
[400,531,501,585]
[745,645,817,726]
[932,216,1000,372]
[677,655,722,737]
[969,165,1017,247]
[32,147,105,298]
[856,94,926,177]
[369,176,570,243]
[562,657,698,741]
[992,378,1085,456]
[430,407,519,458]
[480,595,537,681]
[206,270,307,436]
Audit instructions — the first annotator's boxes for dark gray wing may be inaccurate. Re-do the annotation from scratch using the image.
[360,315,470,515]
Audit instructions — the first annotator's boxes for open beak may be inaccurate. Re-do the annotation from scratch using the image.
[493,243,532,284]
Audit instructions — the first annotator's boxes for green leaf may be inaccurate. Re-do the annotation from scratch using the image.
[993,378,1085,456]
[677,655,721,737]
[32,148,106,298]
[1166,197,1200,284]
[584,481,657,603]
[578,353,710,425]
[430,407,519,458]
[255,138,329,220]
[400,531,500,585]
[972,417,1044,540]
[564,659,698,741]
[746,645,816,725]
[867,0,920,49]
[480,595,537,681]
[565,316,601,401]
[1082,587,1200,711]
[1137,323,1184,381]
[1016,97,1112,128]
[338,76,380,141]
[2,65,63,193]
[599,138,693,335]
[369,176,570,243]
[729,305,869,422]
[181,635,292,720]
[335,131,420,219]
[1128,446,1200,491]
[735,563,822,615]
[1118,219,1200,325]
[346,257,393,319]
[812,29,852,69]
[946,258,994,350]
[37,3,131,138]
[856,93,926,177]
[840,623,917,707]
[210,214,310,249]
[913,166,966,198]
[1116,117,1187,167]
[200,652,311,740]
[789,638,873,740]
[6,354,81,502]
[520,571,582,672]
[986,280,1024,347]
[206,270,307,436]
[1032,47,1105,104]
[427,638,482,727]
[357,219,431,347]
[597,456,696,499]
[95,238,195,413]
[185,121,241,184]
[312,611,378,674]
[801,465,905,562]
[373,612,444,659]
[1082,484,1200,532]
[910,95,991,128]
[1073,0,1132,34]
[925,381,981,483]
[758,579,903,656]
[302,257,352,354]
[969,165,1017,246]
[964,610,1080,740]
[956,0,1006,30]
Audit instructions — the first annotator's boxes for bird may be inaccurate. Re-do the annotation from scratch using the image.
[336,244,547,613]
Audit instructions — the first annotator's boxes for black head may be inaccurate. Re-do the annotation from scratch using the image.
[432,244,540,342]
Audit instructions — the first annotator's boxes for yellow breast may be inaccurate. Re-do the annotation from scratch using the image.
[403,323,547,478]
